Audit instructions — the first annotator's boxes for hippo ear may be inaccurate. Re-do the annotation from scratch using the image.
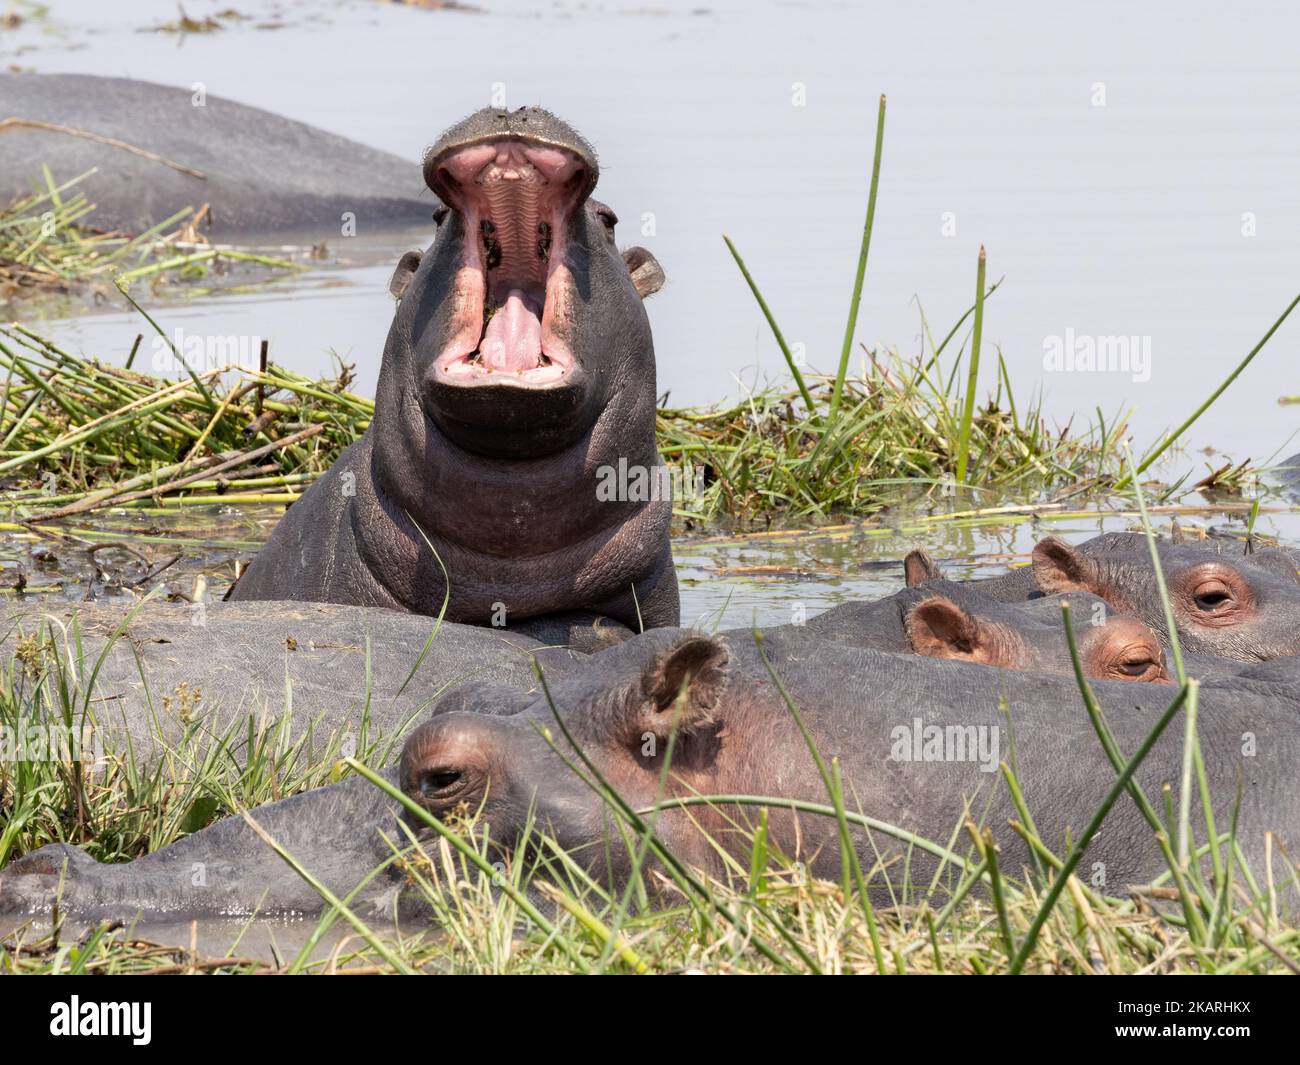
[389,251,422,300]
[903,548,942,587]
[623,246,665,299]
[905,597,1018,667]
[906,597,977,659]
[636,635,729,739]
[1032,537,1101,595]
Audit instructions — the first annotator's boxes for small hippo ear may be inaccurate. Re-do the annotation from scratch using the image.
[623,246,665,299]
[389,251,423,300]
[637,635,729,739]
[904,597,1018,667]
[903,547,942,587]
[905,597,979,659]
[1032,537,1099,595]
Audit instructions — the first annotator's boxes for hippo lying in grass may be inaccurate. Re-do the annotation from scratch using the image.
[0,579,1171,781]
[0,73,432,237]
[907,533,1300,661]
[2,625,1294,921]
[0,600,582,766]
[232,107,677,641]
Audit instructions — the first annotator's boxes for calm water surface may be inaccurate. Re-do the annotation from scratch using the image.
[4,0,1298,461]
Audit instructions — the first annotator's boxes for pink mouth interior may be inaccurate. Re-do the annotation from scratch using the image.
[432,140,587,384]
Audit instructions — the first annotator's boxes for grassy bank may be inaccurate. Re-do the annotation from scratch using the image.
[0,103,1296,976]
[3,96,1295,529]
[1,519,1297,975]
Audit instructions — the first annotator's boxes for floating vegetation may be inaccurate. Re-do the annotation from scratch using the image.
[0,317,1285,534]
[0,95,1294,534]
[0,326,366,521]
[0,168,299,304]
[144,6,247,35]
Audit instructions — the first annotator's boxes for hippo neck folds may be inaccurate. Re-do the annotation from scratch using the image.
[232,107,677,632]
[366,108,671,621]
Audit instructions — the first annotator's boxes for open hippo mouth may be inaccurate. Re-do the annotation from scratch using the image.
[424,134,595,388]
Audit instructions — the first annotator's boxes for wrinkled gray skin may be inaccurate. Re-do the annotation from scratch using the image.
[0,74,432,236]
[915,532,1300,661]
[0,600,581,765]
[5,626,1295,920]
[1027,533,1300,661]
[793,584,1169,681]
[232,107,678,638]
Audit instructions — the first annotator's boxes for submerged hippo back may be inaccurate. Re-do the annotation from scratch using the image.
[0,73,432,236]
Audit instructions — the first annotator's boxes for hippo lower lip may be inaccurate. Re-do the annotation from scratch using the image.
[428,137,590,386]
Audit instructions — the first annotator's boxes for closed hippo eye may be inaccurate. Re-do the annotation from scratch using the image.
[1175,564,1254,627]
[1093,618,1169,683]
[592,202,618,230]
[1114,653,1159,679]
[421,768,463,794]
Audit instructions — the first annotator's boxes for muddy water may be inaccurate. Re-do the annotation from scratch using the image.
[0,0,1297,625]
[4,489,1297,630]
[2,0,1297,612]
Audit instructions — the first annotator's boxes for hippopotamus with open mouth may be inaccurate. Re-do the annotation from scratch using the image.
[232,108,677,639]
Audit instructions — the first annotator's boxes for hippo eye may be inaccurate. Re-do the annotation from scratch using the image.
[1192,581,1233,612]
[1175,564,1255,628]
[421,769,462,794]
[1117,655,1157,677]
[432,205,450,226]
[595,206,618,230]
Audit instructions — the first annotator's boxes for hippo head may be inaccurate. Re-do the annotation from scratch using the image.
[903,590,1170,682]
[399,631,736,882]
[1031,534,1300,661]
[384,106,662,460]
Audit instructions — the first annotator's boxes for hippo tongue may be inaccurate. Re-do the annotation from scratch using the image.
[480,289,543,373]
